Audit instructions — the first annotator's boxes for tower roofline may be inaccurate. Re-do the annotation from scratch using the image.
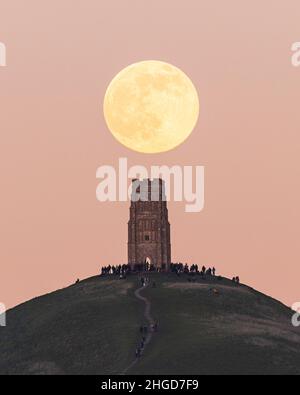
[131,178,165,183]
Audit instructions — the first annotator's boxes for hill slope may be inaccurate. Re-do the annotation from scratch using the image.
[1,273,300,375]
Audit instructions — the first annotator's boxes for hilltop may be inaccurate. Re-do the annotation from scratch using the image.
[0,273,299,375]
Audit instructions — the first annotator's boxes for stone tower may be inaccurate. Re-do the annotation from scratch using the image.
[128,179,171,271]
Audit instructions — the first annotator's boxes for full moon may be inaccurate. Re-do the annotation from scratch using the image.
[103,60,199,154]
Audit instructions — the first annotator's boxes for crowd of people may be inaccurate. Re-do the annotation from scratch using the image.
[170,263,217,277]
[100,264,129,277]
[101,262,165,275]
[99,262,241,285]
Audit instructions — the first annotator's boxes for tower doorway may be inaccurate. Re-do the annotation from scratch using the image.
[145,257,151,265]
[145,257,152,271]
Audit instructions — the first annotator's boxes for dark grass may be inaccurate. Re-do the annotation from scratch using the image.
[0,277,143,374]
[130,273,300,375]
[0,273,299,375]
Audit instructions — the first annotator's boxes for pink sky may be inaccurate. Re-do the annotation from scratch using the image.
[1,0,300,309]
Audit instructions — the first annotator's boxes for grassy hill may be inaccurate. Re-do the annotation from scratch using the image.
[1,273,300,375]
